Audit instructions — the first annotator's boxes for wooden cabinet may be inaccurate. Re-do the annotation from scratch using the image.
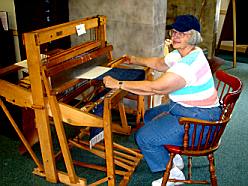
[0,29,21,139]
[0,30,16,68]
[14,0,70,59]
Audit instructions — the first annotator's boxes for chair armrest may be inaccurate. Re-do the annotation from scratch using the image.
[178,117,230,126]
[208,56,225,74]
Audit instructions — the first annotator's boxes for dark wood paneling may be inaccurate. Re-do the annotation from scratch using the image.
[14,0,70,59]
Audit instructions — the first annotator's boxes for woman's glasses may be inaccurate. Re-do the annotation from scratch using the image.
[169,29,191,38]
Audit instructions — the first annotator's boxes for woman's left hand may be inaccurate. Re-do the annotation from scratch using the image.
[103,76,119,89]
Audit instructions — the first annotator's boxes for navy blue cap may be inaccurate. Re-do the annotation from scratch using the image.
[170,14,201,33]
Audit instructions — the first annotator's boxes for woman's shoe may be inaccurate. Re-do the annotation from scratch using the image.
[173,154,184,170]
[152,166,185,186]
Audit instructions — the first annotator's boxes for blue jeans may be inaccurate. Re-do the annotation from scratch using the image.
[135,100,222,172]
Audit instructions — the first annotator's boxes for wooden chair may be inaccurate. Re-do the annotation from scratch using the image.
[161,70,243,186]
[208,56,225,74]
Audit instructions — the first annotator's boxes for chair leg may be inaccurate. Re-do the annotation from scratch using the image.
[162,153,175,186]
[188,156,192,180]
[208,154,218,186]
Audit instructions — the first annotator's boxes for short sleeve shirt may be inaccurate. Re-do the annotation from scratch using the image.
[164,47,219,107]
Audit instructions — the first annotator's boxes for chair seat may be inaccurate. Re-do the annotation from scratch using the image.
[165,144,220,156]
[164,145,182,154]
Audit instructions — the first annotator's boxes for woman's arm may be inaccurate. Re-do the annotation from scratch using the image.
[126,56,169,72]
[103,72,186,96]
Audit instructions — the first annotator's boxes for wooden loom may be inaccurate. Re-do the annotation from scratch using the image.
[0,15,144,185]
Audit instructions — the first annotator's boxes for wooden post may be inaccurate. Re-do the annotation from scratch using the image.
[0,98,43,171]
[103,93,116,185]
[232,0,237,68]
[23,32,58,183]
[41,68,78,184]
[97,16,113,61]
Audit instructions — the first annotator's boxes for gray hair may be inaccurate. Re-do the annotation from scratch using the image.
[188,30,203,45]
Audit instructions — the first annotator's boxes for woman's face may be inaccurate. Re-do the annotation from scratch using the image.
[170,29,192,49]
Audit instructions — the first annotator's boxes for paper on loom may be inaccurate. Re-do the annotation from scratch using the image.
[14,60,29,74]
[75,66,111,79]
[15,60,28,68]
[14,54,48,71]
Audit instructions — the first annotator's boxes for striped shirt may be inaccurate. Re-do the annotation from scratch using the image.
[164,47,219,108]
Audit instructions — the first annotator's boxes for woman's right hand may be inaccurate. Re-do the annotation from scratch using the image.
[164,39,172,47]
[124,55,136,65]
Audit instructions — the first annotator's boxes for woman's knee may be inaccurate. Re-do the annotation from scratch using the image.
[135,126,152,147]
[144,109,153,124]
[135,128,145,146]
[144,104,169,123]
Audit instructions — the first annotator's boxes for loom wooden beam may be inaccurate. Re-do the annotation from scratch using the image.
[46,41,102,68]
[0,79,33,108]
[23,32,58,183]
[51,102,104,127]
[0,98,43,171]
[107,56,129,67]
[96,15,108,48]
[33,169,87,186]
[45,45,113,77]
[42,68,79,184]
[0,65,23,77]
[26,16,105,45]
[51,79,88,95]
[103,91,116,185]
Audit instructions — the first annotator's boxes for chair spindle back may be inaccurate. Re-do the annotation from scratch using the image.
[182,70,243,151]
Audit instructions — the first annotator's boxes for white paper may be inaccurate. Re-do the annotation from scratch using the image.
[14,54,47,72]
[0,11,8,31]
[76,24,86,36]
[76,66,111,79]
[15,60,28,68]
[89,130,104,149]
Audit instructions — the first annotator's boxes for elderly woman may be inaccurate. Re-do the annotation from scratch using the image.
[103,14,222,185]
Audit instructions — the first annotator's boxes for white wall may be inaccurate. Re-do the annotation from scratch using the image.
[0,0,21,61]
[69,0,167,58]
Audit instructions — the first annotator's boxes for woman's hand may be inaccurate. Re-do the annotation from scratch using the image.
[123,55,137,65]
[164,39,172,47]
[103,76,120,89]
